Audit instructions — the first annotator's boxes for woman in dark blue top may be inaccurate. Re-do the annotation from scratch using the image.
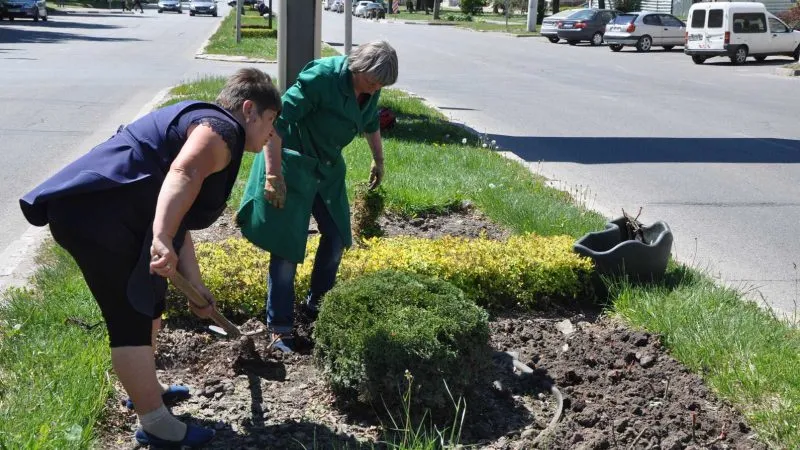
[19,68,281,448]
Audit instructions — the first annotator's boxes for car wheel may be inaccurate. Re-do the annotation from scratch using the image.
[42,11,47,21]
[663,45,674,51]
[548,36,559,43]
[33,9,39,21]
[609,44,623,52]
[691,55,706,64]
[730,46,748,65]
[635,35,652,52]
[568,40,580,45]
[793,45,799,62]
[212,11,217,16]
[158,8,162,12]
[189,10,194,15]
[590,32,603,46]
[754,55,766,62]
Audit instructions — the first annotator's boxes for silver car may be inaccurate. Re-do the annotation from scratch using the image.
[157,0,182,13]
[604,12,686,52]
[541,9,586,43]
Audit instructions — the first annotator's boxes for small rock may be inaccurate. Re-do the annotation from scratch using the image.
[555,319,575,336]
[563,370,583,385]
[630,405,643,416]
[639,354,656,368]
[572,399,586,413]
[571,433,584,444]
[615,418,629,432]
[633,334,650,346]
[410,218,424,226]
[607,370,623,382]
[561,343,570,352]
[520,428,536,438]
[575,412,599,427]
[214,392,223,400]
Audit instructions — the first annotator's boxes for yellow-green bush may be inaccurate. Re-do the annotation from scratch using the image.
[166,233,593,318]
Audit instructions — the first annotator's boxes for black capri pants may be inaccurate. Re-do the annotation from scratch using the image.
[46,182,166,348]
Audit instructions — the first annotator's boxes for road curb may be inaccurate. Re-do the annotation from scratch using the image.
[775,66,800,77]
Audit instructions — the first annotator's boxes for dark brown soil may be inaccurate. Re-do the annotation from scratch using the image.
[95,210,763,450]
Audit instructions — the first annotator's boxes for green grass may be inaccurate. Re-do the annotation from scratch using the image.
[611,268,800,447]
[204,8,279,59]
[389,11,537,35]
[5,73,800,449]
[204,9,339,60]
[0,245,112,449]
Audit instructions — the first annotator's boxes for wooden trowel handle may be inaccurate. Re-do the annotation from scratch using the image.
[169,272,242,338]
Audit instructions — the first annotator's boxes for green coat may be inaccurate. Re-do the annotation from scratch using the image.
[243,56,381,262]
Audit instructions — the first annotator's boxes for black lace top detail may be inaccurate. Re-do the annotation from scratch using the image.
[191,116,240,152]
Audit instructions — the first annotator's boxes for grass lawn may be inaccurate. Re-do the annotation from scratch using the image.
[388,11,537,35]
[2,76,800,448]
[203,9,339,60]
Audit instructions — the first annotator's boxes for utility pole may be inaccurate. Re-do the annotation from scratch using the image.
[526,0,536,32]
[236,0,243,43]
[278,0,321,91]
[345,0,353,54]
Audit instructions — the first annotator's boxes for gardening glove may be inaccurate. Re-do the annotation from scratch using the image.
[188,282,216,320]
[368,159,384,190]
[264,173,286,209]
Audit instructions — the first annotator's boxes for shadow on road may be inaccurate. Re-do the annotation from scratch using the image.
[2,18,124,29]
[0,25,144,43]
[491,135,800,164]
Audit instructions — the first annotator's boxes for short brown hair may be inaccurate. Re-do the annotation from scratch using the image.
[216,68,282,115]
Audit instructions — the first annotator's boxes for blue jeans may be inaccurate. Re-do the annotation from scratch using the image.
[266,194,345,333]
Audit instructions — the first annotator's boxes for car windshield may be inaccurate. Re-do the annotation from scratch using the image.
[568,9,595,20]
[611,14,637,24]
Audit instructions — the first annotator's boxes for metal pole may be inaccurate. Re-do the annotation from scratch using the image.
[278,0,287,91]
[526,0,536,31]
[345,0,353,54]
[268,0,272,28]
[236,0,243,43]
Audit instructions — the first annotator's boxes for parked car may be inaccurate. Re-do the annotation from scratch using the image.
[685,1,800,64]
[556,8,617,45]
[353,0,370,16]
[1,0,47,21]
[158,0,182,13]
[541,9,586,43]
[331,0,343,12]
[604,12,686,52]
[362,1,385,18]
[189,0,216,15]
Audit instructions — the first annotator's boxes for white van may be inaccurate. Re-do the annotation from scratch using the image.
[684,2,800,65]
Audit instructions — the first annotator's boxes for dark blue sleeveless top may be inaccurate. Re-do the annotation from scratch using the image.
[19,101,246,317]
[20,100,246,231]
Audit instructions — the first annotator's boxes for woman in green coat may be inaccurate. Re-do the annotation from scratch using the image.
[257,40,398,352]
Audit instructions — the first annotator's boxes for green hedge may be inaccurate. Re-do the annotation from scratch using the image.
[166,234,593,318]
[313,270,490,415]
[240,28,278,39]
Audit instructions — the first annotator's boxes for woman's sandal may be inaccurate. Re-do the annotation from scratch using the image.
[134,423,215,448]
[124,384,191,410]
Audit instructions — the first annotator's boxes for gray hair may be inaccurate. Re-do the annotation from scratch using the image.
[348,40,399,87]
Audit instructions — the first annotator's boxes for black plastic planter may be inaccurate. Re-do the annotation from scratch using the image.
[573,217,673,282]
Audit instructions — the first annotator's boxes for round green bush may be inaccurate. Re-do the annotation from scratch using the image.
[313,270,490,416]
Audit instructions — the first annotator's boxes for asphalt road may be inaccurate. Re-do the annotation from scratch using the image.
[321,13,800,316]
[0,3,275,286]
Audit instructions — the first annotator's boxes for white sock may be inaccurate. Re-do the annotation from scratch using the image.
[139,405,187,441]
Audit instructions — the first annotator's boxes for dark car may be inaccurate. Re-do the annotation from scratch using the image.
[1,0,48,21]
[555,8,617,45]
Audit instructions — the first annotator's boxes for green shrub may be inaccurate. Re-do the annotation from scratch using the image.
[167,233,593,318]
[459,0,485,15]
[313,270,490,416]
[240,28,278,39]
[614,0,641,13]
